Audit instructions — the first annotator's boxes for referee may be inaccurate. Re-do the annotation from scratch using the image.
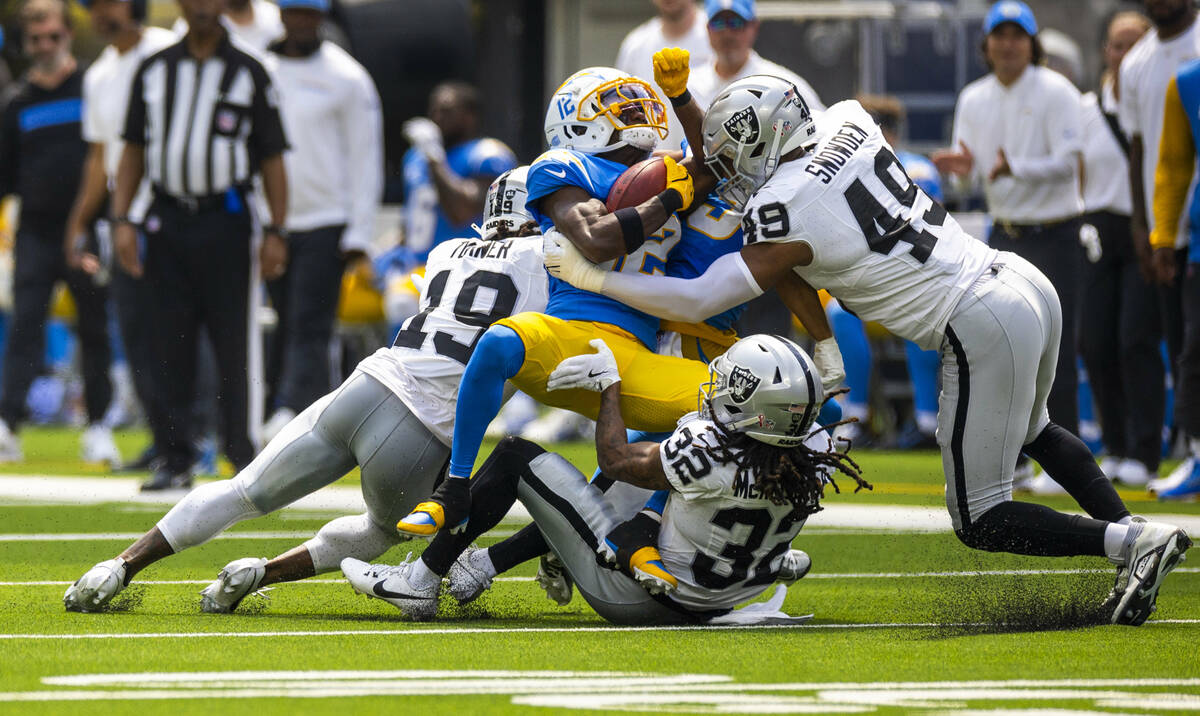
[109,0,289,491]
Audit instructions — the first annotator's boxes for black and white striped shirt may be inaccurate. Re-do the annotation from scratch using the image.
[122,32,288,199]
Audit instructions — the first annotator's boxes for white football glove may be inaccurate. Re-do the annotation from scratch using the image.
[547,338,621,392]
[543,229,607,293]
[402,117,446,164]
[812,337,846,391]
[1080,223,1102,264]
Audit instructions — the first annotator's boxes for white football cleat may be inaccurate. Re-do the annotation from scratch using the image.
[1098,456,1121,481]
[341,556,438,621]
[446,548,493,605]
[1028,471,1068,495]
[80,424,122,467]
[776,549,812,584]
[0,419,23,463]
[1115,459,1154,487]
[1149,457,1194,495]
[64,558,127,612]
[1111,520,1192,626]
[261,408,296,444]
[535,552,574,606]
[200,557,268,613]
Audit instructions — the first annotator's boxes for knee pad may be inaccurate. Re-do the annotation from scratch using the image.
[303,513,402,573]
[156,480,262,552]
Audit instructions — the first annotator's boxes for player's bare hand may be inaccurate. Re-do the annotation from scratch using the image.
[113,222,142,278]
[931,141,973,177]
[1151,246,1177,286]
[547,338,621,392]
[260,231,288,280]
[543,229,606,293]
[986,148,1012,182]
[652,47,690,99]
[662,155,695,211]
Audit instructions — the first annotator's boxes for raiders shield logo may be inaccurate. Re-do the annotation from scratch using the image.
[727,365,761,403]
[723,106,760,145]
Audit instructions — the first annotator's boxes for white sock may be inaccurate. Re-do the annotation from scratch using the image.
[1190,438,1200,459]
[1103,523,1131,563]
[470,549,498,578]
[410,557,441,591]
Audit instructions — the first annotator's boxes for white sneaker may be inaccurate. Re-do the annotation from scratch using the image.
[535,552,573,606]
[200,557,268,613]
[1149,457,1194,495]
[777,549,812,584]
[1011,460,1036,492]
[446,548,493,605]
[0,419,23,463]
[341,555,438,621]
[80,424,121,467]
[1098,456,1122,481]
[64,558,127,612]
[1029,471,1068,495]
[1110,520,1192,626]
[1115,458,1154,487]
[262,408,296,444]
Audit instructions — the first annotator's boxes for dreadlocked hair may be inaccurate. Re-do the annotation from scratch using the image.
[699,393,870,519]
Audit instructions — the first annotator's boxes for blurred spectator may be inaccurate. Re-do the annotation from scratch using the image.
[391,82,516,323]
[1078,12,1163,488]
[1119,0,1198,490]
[62,0,175,466]
[933,1,1084,442]
[173,0,284,50]
[1149,28,1200,499]
[0,0,114,463]
[616,0,712,152]
[110,0,289,490]
[688,0,822,112]
[261,0,383,441]
[827,94,943,449]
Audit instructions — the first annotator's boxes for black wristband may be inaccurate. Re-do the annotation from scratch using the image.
[263,224,288,239]
[669,89,692,109]
[658,188,684,215]
[614,207,645,254]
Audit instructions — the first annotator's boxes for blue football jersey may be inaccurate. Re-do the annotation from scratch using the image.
[525,149,682,349]
[403,137,517,262]
[667,196,746,332]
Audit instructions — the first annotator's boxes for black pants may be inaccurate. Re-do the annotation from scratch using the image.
[0,216,111,428]
[989,218,1081,436]
[1176,262,1200,439]
[265,225,345,414]
[143,199,257,473]
[1078,211,1164,469]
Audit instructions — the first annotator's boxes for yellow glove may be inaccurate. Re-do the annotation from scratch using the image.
[662,155,695,212]
[652,47,690,99]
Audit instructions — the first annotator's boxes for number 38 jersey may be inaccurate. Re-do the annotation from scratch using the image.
[742,100,998,350]
[355,236,548,445]
[657,415,831,612]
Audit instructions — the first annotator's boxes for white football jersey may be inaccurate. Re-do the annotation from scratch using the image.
[658,415,832,612]
[355,236,548,444]
[742,100,999,350]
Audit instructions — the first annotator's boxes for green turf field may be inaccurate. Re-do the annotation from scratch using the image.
[0,426,1197,714]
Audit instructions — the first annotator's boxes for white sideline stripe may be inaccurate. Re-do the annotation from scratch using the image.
[6,567,1198,587]
[2,620,1199,640]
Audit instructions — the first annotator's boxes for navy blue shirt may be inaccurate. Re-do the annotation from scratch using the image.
[0,69,86,222]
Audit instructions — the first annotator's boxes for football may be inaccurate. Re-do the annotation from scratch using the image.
[605,157,667,212]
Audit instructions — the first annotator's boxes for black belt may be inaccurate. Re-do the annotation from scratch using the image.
[993,216,1077,237]
[152,186,246,214]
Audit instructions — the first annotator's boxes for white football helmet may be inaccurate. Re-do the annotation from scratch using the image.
[481,166,536,240]
[702,75,817,211]
[700,334,824,447]
[544,67,668,155]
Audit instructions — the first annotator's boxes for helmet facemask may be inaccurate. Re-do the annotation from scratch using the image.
[581,78,668,152]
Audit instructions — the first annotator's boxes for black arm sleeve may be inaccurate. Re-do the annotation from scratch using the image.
[121,62,148,146]
[248,65,288,160]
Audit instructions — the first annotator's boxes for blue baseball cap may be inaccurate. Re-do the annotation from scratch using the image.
[706,0,755,22]
[983,1,1037,36]
[278,0,330,11]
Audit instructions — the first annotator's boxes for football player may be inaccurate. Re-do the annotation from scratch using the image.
[63,167,547,613]
[547,64,1193,625]
[343,334,865,624]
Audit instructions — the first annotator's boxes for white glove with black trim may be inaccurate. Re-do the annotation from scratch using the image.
[543,230,606,293]
[812,337,846,391]
[547,339,621,392]
[402,117,446,164]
